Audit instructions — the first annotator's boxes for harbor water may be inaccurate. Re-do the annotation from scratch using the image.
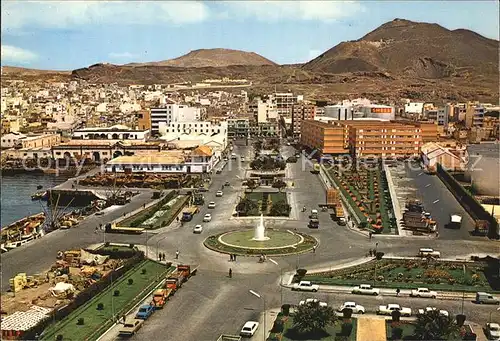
[1,173,74,227]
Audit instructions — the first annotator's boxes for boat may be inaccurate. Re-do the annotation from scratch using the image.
[1,212,46,246]
[31,191,48,201]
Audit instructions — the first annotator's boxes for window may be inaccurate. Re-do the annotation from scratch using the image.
[56,152,61,155]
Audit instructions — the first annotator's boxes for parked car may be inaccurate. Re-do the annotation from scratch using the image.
[193,225,203,234]
[410,287,437,299]
[351,284,380,296]
[418,248,441,258]
[241,156,246,162]
[417,307,449,316]
[135,305,154,320]
[224,181,231,186]
[377,304,412,317]
[216,191,223,197]
[292,281,319,292]
[118,318,144,336]
[476,292,500,305]
[240,321,259,337]
[337,302,365,314]
[208,202,216,209]
[203,214,212,222]
[486,323,500,340]
[299,298,327,307]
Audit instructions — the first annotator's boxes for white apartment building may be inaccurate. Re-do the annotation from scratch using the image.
[324,105,353,120]
[1,132,27,149]
[72,125,150,141]
[150,104,204,136]
[271,92,300,116]
[405,102,424,116]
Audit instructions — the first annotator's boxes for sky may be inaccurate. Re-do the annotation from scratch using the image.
[1,1,499,70]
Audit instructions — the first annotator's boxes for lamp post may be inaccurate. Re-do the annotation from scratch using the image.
[249,290,266,341]
[145,229,149,258]
[268,258,282,307]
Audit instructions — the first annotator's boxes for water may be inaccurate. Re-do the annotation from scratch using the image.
[1,173,73,227]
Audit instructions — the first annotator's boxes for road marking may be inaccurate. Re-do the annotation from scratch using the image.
[433,199,440,204]
[425,184,431,188]
[417,172,423,176]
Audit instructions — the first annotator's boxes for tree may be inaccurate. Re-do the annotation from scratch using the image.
[250,158,264,170]
[270,201,291,216]
[292,302,337,334]
[414,310,459,340]
[245,179,259,192]
[236,198,258,215]
[272,180,287,192]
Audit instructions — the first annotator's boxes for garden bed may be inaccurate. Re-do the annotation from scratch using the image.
[268,315,357,341]
[41,260,174,341]
[118,192,188,229]
[303,258,496,292]
[237,192,290,217]
[327,165,396,234]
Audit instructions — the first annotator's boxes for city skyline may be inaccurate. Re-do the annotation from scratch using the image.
[1,0,499,70]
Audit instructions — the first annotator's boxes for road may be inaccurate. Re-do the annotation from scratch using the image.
[3,139,500,340]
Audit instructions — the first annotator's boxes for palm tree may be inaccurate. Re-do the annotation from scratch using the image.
[414,310,459,340]
[245,179,259,192]
[292,302,337,335]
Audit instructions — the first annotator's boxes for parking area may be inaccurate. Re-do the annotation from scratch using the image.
[388,161,476,240]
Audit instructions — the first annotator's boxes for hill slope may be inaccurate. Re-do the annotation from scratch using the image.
[302,18,498,79]
[130,48,277,68]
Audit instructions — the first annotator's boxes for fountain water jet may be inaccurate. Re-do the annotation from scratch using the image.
[252,214,270,241]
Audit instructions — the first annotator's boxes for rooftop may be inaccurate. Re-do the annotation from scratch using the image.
[106,152,185,165]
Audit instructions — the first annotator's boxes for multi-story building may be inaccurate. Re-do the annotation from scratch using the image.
[150,104,204,136]
[426,108,448,127]
[136,109,151,130]
[20,133,61,149]
[159,120,227,137]
[72,125,150,141]
[358,104,395,120]
[272,93,300,116]
[300,120,349,155]
[1,132,26,149]
[227,118,250,138]
[291,104,316,138]
[248,99,277,123]
[301,119,437,159]
[404,102,424,118]
[324,105,353,120]
[465,104,485,128]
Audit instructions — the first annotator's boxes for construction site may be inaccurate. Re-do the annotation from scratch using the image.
[1,246,141,340]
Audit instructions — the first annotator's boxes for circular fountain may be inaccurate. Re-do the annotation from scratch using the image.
[203,214,317,256]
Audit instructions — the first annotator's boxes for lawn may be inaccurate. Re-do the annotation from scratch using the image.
[241,191,288,216]
[304,259,496,292]
[269,316,357,341]
[41,260,173,341]
[119,194,188,229]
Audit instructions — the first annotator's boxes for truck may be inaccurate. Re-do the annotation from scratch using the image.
[181,206,199,222]
[406,199,424,213]
[376,304,412,317]
[403,211,437,233]
[310,209,318,219]
[410,287,437,299]
[150,288,173,309]
[326,189,339,207]
[165,264,198,292]
[335,205,344,220]
[447,214,462,229]
[292,281,319,292]
[308,219,319,229]
[193,192,205,205]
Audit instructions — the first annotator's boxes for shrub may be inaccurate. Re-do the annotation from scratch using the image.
[342,308,353,319]
[104,242,110,247]
[129,243,134,248]
[77,318,84,325]
[296,269,307,277]
[375,252,384,260]
[281,304,291,316]
[392,327,403,340]
[341,322,353,336]
[114,290,120,296]
[141,269,146,275]
[128,278,134,285]
[97,303,104,310]
[56,335,63,341]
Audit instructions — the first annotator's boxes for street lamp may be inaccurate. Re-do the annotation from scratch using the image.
[249,290,266,341]
[268,258,282,307]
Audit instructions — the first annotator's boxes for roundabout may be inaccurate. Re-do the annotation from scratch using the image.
[204,215,317,256]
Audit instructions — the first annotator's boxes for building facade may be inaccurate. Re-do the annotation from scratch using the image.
[150,104,204,135]
[324,105,353,120]
[465,105,485,128]
[227,118,250,138]
[300,120,349,155]
[291,104,316,138]
[72,126,150,141]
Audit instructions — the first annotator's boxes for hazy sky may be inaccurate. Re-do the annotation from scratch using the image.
[1,1,499,70]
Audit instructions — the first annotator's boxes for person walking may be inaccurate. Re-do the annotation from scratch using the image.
[396,288,400,297]
[229,254,233,262]
[228,268,232,278]
[95,226,99,233]
[234,254,237,261]
[312,245,317,253]
[175,250,179,259]
[369,231,372,240]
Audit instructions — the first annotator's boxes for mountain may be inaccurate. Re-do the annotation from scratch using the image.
[128,48,277,68]
[302,18,499,79]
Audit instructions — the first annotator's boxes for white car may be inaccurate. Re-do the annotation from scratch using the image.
[486,323,500,340]
[292,281,319,292]
[216,191,223,197]
[410,287,437,299]
[208,202,216,209]
[193,225,203,234]
[377,304,412,317]
[240,321,259,337]
[417,307,449,317]
[337,302,365,314]
[203,214,212,222]
[299,298,327,307]
[352,284,380,296]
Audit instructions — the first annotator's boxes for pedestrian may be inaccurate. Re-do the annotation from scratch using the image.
[396,288,400,297]
[234,254,237,261]
[158,253,161,261]
[229,254,233,262]
[176,216,179,222]
[162,253,166,261]
[95,226,99,233]
[436,231,440,238]
[229,268,232,278]
[143,203,146,208]
[175,250,179,259]
[99,223,103,230]
[369,231,372,240]
[312,245,317,253]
